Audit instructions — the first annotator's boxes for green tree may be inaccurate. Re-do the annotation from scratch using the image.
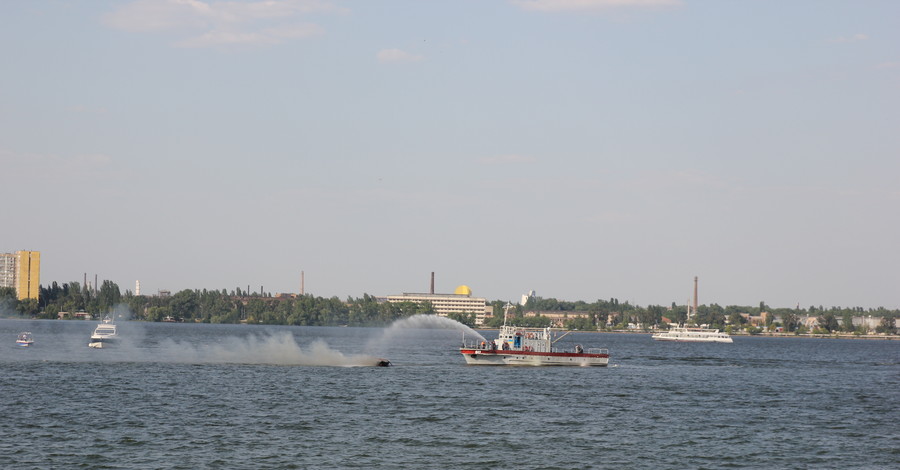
[841,310,855,332]
[818,313,840,332]
[1,287,18,317]
[170,290,200,320]
[447,311,476,327]
[564,315,596,331]
[876,315,897,335]
[780,310,798,333]
[16,298,39,317]
[98,280,122,313]
[727,311,744,330]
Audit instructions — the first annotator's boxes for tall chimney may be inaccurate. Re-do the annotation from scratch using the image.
[300,271,305,296]
[430,272,435,294]
[693,276,699,313]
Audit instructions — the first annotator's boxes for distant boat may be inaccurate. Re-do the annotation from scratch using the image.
[653,277,732,343]
[88,316,118,349]
[162,316,176,322]
[652,326,733,343]
[16,332,34,347]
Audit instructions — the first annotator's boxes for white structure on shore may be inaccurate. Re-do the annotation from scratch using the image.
[521,290,535,306]
[387,285,490,325]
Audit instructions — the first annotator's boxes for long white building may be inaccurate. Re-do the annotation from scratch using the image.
[387,285,490,325]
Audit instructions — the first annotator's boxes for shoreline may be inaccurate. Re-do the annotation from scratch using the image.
[476,327,899,341]
[611,330,899,340]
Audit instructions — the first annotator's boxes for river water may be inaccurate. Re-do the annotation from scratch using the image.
[1,317,897,469]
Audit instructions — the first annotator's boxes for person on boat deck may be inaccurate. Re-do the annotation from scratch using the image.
[490,340,496,350]
[481,341,486,349]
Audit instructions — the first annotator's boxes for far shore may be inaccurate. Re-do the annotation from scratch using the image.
[606,330,898,340]
[476,327,899,340]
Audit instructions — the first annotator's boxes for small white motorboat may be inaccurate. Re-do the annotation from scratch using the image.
[16,332,34,347]
[88,316,118,348]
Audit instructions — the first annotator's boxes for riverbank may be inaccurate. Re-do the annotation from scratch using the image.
[604,329,899,340]
[736,332,899,340]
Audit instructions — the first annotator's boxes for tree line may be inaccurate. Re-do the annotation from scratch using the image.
[0,281,896,335]
[510,296,898,335]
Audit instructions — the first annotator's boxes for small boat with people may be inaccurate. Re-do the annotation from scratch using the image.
[651,326,733,343]
[88,316,118,348]
[16,332,34,347]
[459,304,609,366]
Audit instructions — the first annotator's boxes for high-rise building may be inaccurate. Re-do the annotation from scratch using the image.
[0,254,16,291]
[0,251,41,300]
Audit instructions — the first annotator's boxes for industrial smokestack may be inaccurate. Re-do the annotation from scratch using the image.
[693,276,699,313]
[430,272,435,294]
[301,271,305,295]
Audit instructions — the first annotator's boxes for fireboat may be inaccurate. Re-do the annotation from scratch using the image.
[459,304,609,366]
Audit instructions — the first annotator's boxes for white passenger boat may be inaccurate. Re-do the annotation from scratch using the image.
[88,317,118,348]
[651,326,733,343]
[16,332,34,347]
[652,277,733,343]
[459,304,609,366]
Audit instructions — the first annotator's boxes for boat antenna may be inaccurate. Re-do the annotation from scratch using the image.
[503,302,511,327]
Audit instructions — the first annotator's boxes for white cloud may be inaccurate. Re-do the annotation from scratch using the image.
[176,23,323,48]
[0,150,119,182]
[479,154,537,165]
[512,0,683,11]
[830,33,868,43]
[376,49,424,63]
[102,0,340,48]
[622,169,728,191]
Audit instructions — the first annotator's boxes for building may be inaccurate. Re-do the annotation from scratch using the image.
[0,251,41,300]
[387,285,489,325]
[524,310,594,328]
[0,254,15,291]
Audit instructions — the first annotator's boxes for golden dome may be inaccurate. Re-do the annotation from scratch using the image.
[454,285,472,296]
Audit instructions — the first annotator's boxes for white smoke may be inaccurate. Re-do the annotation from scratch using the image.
[157,331,387,367]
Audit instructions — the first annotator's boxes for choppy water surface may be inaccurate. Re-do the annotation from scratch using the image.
[1,318,897,469]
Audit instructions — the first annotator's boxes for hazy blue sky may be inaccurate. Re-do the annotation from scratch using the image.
[2,0,898,309]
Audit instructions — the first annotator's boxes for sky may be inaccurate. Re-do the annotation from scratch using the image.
[2,0,898,310]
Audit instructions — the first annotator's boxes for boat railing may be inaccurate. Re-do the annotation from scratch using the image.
[462,339,497,350]
[587,348,608,355]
